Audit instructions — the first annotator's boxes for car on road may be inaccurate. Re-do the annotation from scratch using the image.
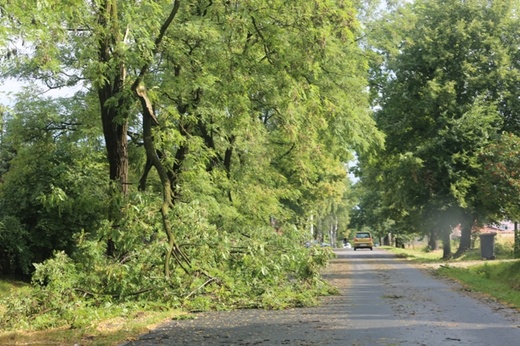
[353,231,374,251]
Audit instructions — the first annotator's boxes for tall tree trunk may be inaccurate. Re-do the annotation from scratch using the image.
[515,221,520,259]
[454,214,473,258]
[428,228,439,250]
[442,228,452,259]
[96,0,129,257]
[100,104,129,193]
[97,0,129,195]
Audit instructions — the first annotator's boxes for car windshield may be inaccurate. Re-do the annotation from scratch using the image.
[356,233,371,238]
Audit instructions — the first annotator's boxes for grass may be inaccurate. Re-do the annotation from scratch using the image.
[386,246,510,262]
[0,280,26,299]
[382,246,445,262]
[384,238,520,311]
[0,280,191,346]
[0,306,189,346]
[435,261,520,309]
[385,232,516,262]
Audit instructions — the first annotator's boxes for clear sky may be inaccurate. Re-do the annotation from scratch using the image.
[0,78,82,106]
[0,78,24,106]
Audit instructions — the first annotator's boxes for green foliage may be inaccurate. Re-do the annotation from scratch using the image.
[0,0,373,333]
[356,0,520,253]
[494,241,514,258]
[0,280,26,300]
[478,132,520,220]
[0,193,335,331]
[0,91,108,276]
[0,216,30,276]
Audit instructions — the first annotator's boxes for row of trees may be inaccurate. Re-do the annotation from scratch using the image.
[4,0,520,323]
[0,0,382,320]
[352,0,520,258]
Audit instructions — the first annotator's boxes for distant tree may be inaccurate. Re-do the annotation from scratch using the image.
[0,90,108,276]
[360,0,520,258]
[478,132,520,257]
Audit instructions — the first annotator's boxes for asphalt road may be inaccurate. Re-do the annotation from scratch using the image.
[122,248,520,346]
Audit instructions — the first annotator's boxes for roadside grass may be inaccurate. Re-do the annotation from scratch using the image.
[0,280,27,330]
[382,246,444,263]
[0,304,187,346]
[436,261,520,310]
[0,280,189,346]
[0,280,26,299]
[387,246,512,262]
[385,232,515,262]
[384,239,520,311]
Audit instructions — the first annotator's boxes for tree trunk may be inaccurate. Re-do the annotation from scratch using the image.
[97,0,129,196]
[515,221,520,259]
[96,0,129,257]
[428,229,439,250]
[454,215,473,258]
[442,228,452,259]
[100,105,129,193]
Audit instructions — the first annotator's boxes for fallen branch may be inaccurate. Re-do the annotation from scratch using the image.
[184,277,216,300]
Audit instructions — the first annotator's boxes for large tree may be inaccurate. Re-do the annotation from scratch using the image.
[362,0,520,258]
[0,1,381,283]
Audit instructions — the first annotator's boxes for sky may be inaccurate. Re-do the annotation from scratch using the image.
[0,78,24,106]
[0,78,83,107]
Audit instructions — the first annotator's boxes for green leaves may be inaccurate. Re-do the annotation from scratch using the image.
[0,0,375,327]
[478,132,520,220]
[358,0,520,246]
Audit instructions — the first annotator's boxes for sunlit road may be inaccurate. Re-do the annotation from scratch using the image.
[338,248,520,345]
[122,248,520,346]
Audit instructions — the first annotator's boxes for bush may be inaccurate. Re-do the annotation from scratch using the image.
[0,197,335,331]
[495,241,514,258]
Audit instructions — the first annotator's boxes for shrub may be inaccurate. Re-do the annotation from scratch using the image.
[0,197,334,331]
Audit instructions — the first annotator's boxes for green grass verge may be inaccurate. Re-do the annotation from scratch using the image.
[385,244,514,262]
[382,246,446,262]
[0,280,26,299]
[384,246,520,310]
[0,305,186,346]
[435,261,520,309]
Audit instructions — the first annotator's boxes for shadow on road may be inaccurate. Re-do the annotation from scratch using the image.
[122,247,520,346]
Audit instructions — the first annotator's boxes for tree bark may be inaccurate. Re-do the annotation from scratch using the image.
[428,229,439,250]
[515,221,520,259]
[453,209,474,258]
[442,228,452,259]
[96,0,129,257]
[100,103,129,193]
[454,219,472,258]
[97,0,129,195]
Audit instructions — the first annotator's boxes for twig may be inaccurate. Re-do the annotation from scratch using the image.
[184,278,216,300]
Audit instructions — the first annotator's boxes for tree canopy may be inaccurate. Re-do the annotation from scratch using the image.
[356,0,520,258]
[5,0,520,331]
[0,0,381,327]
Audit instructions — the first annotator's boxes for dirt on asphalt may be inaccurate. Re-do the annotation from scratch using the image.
[121,249,520,346]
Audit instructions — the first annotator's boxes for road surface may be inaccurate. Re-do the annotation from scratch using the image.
[122,248,520,345]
